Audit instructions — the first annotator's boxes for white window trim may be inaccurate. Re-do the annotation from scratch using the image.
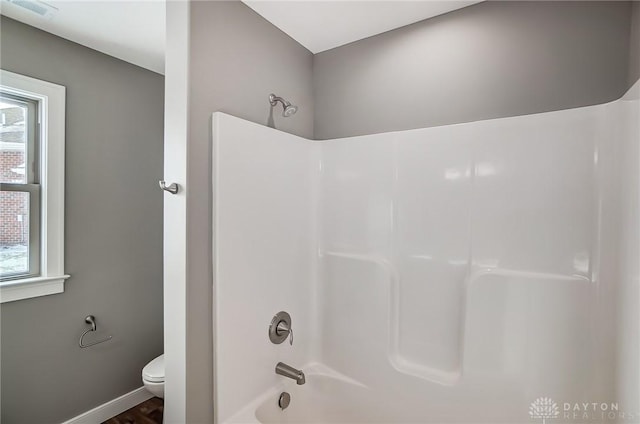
[0,70,69,303]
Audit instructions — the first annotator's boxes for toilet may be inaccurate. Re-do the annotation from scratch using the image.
[142,354,164,398]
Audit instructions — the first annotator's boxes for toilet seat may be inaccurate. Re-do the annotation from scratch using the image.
[142,354,164,383]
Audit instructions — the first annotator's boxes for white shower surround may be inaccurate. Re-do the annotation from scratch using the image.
[212,81,639,424]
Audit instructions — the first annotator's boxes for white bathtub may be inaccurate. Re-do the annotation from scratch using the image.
[224,363,526,424]
[226,364,394,424]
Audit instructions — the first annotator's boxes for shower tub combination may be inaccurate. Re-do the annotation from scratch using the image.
[212,82,639,424]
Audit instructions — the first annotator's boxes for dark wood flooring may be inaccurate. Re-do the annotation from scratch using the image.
[102,397,163,424]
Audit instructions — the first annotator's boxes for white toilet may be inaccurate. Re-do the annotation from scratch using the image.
[142,354,165,398]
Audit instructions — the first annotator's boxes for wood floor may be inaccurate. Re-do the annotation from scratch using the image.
[102,397,163,424]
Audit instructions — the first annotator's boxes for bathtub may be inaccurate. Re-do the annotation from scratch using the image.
[225,364,395,424]
[224,363,525,424]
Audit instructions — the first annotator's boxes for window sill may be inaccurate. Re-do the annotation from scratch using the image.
[0,275,70,303]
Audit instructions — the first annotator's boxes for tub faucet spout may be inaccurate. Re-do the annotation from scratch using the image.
[275,362,305,385]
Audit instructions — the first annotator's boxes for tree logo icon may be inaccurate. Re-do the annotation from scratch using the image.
[529,397,560,423]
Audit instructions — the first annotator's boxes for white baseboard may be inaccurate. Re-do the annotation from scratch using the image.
[61,386,154,424]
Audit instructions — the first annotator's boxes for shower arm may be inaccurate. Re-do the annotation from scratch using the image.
[269,94,287,108]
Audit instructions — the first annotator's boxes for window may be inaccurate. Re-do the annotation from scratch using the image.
[0,70,68,303]
[1,93,40,279]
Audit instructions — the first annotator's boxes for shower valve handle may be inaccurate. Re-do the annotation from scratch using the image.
[276,321,293,345]
[269,311,293,345]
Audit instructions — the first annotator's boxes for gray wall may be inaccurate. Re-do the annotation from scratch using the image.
[630,1,640,87]
[0,17,164,424]
[313,1,634,139]
[184,2,313,422]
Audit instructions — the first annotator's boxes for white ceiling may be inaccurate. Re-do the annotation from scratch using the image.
[0,0,165,74]
[242,1,482,53]
[0,0,482,75]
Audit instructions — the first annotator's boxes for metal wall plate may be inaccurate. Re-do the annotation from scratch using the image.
[269,311,292,344]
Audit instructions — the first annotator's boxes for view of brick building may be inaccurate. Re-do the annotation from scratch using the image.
[0,102,29,274]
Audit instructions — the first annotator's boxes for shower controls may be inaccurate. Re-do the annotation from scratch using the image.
[278,392,291,410]
[269,311,293,345]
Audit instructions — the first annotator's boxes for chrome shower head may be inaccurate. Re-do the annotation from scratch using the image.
[269,93,298,117]
[283,103,298,117]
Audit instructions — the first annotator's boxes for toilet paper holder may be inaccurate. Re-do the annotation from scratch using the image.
[79,315,113,348]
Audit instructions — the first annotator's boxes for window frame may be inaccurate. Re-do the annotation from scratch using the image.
[0,70,68,303]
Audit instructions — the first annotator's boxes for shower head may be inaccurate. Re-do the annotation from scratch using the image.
[269,93,298,117]
[283,103,298,117]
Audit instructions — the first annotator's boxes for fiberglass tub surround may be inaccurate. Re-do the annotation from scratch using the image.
[212,81,639,424]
